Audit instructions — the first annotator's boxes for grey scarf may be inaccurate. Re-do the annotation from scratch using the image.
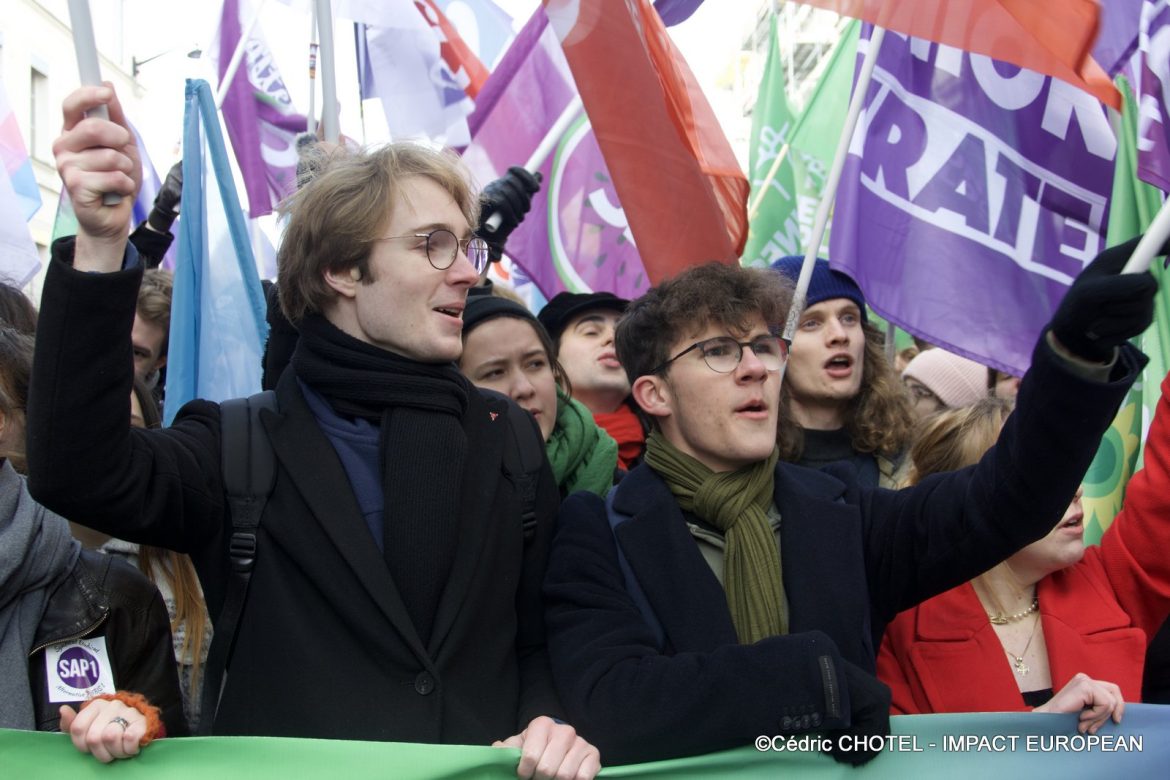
[0,460,80,729]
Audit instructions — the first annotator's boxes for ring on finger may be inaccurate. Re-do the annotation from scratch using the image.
[110,716,131,731]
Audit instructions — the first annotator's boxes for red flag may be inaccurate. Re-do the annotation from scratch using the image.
[416,0,489,99]
[793,0,1119,108]
[543,0,748,284]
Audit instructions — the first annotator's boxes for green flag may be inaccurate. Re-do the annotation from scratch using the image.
[4,707,1168,777]
[742,18,857,268]
[1082,75,1169,544]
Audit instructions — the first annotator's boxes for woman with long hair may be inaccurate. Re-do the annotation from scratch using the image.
[0,327,184,758]
[70,379,212,732]
[877,387,1170,729]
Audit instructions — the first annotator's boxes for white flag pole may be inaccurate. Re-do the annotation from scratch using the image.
[1121,203,1170,274]
[747,142,791,221]
[315,0,340,143]
[307,1,319,136]
[481,95,584,233]
[780,26,886,346]
[215,0,270,109]
[66,0,120,205]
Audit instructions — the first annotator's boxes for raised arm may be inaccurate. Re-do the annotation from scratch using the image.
[27,84,224,556]
[52,84,140,271]
[861,238,1157,620]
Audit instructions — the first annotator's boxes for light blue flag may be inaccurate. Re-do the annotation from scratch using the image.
[164,79,268,426]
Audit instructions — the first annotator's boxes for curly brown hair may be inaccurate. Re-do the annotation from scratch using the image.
[777,320,916,460]
[615,263,793,431]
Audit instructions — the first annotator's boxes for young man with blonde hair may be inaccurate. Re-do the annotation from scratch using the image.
[28,83,598,778]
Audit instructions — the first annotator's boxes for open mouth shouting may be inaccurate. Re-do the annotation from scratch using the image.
[824,353,854,377]
[734,397,769,420]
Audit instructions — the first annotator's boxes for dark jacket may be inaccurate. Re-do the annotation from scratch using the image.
[28,257,562,744]
[30,550,187,736]
[543,339,1143,764]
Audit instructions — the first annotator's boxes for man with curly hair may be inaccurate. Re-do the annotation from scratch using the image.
[770,256,914,487]
[544,257,1154,767]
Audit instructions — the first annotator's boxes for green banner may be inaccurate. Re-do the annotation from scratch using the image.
[5,707,1167,779]
[742,18,857,268]
[1083,76,1170,543]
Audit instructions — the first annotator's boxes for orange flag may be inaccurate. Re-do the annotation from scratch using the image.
[543,0,748,284]
[793,0,1119,108]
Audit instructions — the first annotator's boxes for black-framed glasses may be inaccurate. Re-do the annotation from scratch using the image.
[378,228,490,273]
[652,335,789,374]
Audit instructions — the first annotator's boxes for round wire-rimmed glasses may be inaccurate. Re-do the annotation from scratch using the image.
[378,228,490,273]
[652,335,789,374]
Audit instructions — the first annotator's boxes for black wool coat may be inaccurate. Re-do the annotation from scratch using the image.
[544,339,1144,765]
[28,258,562,744]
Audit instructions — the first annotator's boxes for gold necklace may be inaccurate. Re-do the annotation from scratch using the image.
[987,595,1039,625]
[1002,614,1041,676]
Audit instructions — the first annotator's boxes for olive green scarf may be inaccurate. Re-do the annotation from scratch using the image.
[644,431,787,643]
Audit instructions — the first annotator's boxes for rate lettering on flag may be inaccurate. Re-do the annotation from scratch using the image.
[830,31,1116,376]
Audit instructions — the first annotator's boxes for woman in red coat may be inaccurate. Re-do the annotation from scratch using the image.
[877,372,1170,727]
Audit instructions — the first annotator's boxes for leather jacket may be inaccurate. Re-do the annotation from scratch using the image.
[28,549,188,736]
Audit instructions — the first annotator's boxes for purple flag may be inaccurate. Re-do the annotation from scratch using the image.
[830,30,1116,376]
[463,8,648,299]
[1095,0,1143,78]
[217,0,307,218]
[131,125,162,233]
[652,0,705,26]
[1139,1,1170,192]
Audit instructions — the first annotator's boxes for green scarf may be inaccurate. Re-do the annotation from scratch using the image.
[644,431,787,643]
[546,389,619,496]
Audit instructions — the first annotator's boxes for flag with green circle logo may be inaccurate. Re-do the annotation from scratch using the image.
[1082,75,1169,544]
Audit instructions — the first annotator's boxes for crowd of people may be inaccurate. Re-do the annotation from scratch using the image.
[2,79,1169,777]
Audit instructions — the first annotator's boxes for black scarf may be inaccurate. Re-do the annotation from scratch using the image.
[292,315,471,645]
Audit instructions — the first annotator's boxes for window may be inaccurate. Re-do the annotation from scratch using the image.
[29,67,51,162]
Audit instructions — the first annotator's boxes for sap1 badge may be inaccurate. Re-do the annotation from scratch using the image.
[45,637,116,703]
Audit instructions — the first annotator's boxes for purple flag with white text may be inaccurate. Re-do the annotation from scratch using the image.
[216,0,307,218]
[1139,1,1170,191]
[463,8,648,299]
[830,30,1116,376]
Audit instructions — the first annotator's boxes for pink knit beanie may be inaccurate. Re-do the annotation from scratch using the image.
[902,349,988,408]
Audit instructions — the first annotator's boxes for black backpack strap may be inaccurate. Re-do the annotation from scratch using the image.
[499,398,544,543]
[198,390,277,735]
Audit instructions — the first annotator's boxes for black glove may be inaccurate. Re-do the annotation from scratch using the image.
[147,161,184,233]
[1049,236,1160,363]
[478,166,542,262]
[824,661,891,767]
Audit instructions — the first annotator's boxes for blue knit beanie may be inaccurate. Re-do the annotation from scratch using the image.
[769,256,867,321]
